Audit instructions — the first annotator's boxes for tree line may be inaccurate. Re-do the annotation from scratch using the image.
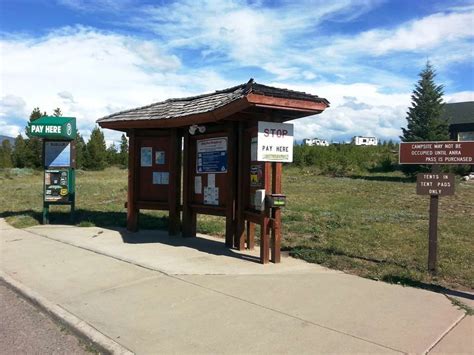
[0,108,128,170]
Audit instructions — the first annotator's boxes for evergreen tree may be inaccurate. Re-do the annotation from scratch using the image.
[106,143,119,166]
[30,107,44,121]
[53,108,62,117]
[84,126,107,170]
[12,135,28,168]
[0,140,13,168]
[400,62,449,175]
[25,108,47,168]
[119,134,128,167]
[74,131,86,169]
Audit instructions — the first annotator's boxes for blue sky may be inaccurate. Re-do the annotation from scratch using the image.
[1,0,473,144]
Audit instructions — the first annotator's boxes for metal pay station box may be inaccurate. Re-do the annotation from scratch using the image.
[28,117,77,224]
[44,169,73,203]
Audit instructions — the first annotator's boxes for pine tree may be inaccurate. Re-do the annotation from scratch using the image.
[25,108,47,168]
[400,62,449,175]
[119,134,128,168]
[106,143,119,166]
[30,107,43,121]
[0,140,13,168]
[74,131,86,169]
[84,126,107,170]
[53,108,62,117]
[401,62,448,141]
[12,135,28,168]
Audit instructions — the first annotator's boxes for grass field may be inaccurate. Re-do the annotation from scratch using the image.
[1,167,473,290]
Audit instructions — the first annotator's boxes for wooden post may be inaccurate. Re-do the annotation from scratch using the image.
[271,162,282,263]
[127,131,139,231]
[428,165,441,273]
[246,221,255,250]
[225,122,236,247]
[182,130,195,237]
[168,129,181,235]
[260,210,270,264]
[260,161,272,263]
[235,121,246,250]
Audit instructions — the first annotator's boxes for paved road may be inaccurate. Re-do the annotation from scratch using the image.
[0,282,91,354]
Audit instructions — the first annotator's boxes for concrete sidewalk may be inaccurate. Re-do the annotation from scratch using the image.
[1,219,472,354]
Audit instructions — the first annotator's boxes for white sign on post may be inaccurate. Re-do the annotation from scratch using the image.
[257,121,294,162]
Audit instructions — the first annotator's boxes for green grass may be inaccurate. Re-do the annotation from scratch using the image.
[1,166,473,290]
[282,166,474,290]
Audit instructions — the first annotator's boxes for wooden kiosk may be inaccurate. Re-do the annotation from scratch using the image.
[97,79,329,263]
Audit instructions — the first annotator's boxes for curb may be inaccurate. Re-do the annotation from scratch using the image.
[0,271,134,355]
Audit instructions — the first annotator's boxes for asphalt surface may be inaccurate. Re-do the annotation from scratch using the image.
[0,282,91,354]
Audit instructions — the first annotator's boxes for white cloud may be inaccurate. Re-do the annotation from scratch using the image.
[129,0,382,79]
[56,0,133,12]
[58,91,75,103]
[281,82,410,142]
[321,10,474,60]
[0,95,28,119]
[445,91,474,103]
[0,26,232,143]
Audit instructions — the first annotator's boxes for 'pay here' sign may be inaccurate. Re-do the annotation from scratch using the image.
[257,121,294,162]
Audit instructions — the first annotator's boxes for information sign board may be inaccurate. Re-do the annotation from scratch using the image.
[45,141,71,167]
[197,137,228,173]
[416,173,455,196]
[399,141,474,164]
[257,122,294,162]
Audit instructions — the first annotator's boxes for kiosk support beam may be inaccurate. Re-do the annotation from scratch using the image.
[127,131,139,231]
[260,162,272,264]
[246,221,255,250]
[235,121,246,250]
[225,121,236,247]
[182,131,196,237]
[271,162,282,263]
[168,128,181,235]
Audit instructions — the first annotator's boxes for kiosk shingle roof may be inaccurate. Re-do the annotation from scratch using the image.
[97,79,329,123]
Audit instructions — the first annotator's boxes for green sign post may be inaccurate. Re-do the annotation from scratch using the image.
[29,116,77,224]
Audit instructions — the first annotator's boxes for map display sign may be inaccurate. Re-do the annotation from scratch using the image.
[257,121,294,162]
[399,141,474,164]
[196,137,228,173]
[416,173,455,196]
[45,141,71,167]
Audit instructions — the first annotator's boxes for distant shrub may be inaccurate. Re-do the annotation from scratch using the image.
[293,144,398,176]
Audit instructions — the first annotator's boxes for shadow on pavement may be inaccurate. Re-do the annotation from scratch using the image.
[119,229,261,263]
[0,209,259,264]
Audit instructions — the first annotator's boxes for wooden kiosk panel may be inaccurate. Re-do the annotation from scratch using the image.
[137,136,172,202]
[182,123,236,247]
[127,129,182,235]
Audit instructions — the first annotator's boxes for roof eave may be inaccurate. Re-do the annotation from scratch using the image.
[97,96,251,130]
[246,92,329,113]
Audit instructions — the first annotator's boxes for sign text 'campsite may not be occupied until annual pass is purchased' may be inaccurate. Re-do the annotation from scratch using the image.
[399,141,474,164]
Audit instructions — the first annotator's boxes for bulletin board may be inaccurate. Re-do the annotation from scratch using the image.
[189,132,230,209]
[137,136,172,202]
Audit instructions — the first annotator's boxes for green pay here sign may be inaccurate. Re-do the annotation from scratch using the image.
[29,116,76,140]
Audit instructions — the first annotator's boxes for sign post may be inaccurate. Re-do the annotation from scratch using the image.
[254,121,294,263]
[28,117,77,224]
[399,141,474,273]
